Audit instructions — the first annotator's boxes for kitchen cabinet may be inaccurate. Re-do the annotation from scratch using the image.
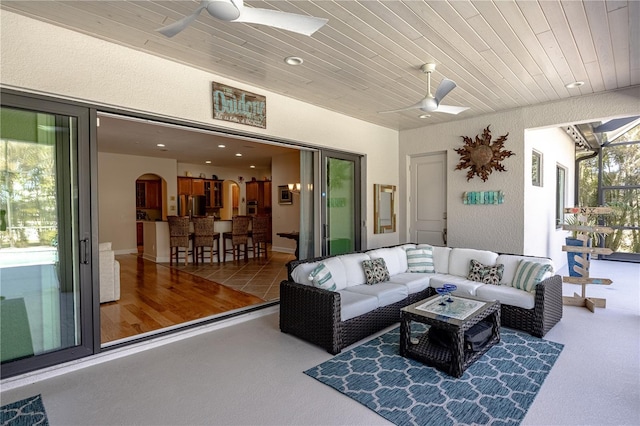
[136,180,161,209]
[178,177,192,195]
[245,180,271,214]
[192,179,205,196]
[204,180,223,208]
[136,222,143,246]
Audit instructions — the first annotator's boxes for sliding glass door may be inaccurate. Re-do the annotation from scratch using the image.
[321,150,363,255]
[1,93,94,378]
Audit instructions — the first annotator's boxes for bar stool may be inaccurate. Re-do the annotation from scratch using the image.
[192,216,221,264]
[223,215,251,262]
[168,216,190,265]
[249,215,269,259]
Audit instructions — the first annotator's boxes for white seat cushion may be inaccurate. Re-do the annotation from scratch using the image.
[344,283,408,307]
[429,274,485,297]
[448,248,499,278]
[431,246,452,274]
[337,253,371,287]
[388,272,432,294]
[476,284,535,310]
[338,290,379,322]
[366,247,408,276]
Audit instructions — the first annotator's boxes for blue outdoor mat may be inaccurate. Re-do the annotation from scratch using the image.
[0,394,48,426]
[305,326,563,426]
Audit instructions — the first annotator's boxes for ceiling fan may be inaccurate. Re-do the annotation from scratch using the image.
[379,63,470,115]
[156,0,329,38]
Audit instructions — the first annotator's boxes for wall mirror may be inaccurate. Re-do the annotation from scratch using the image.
[374,184,396,234]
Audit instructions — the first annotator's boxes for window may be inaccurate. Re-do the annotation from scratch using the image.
[532,150,542,187]
[556,165,567,227]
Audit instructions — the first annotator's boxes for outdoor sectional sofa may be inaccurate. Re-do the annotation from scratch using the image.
[280,244,563,354]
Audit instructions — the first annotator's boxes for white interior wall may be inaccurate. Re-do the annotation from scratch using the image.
[98,152,177,253]
[0,11,399,250]
[271,151,300,254]
[524,127,575,267]
[399,87,640,259]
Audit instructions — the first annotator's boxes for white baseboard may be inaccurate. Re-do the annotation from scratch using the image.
[271,246,295,255]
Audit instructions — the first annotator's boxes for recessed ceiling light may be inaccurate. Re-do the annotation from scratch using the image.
[565,81,584,89]
[285,56,303,66]
[419,114,431,119]
[235,153,242,157]
[250,165,255,169]
[205,160,211,164]
[156,143,165,147]
[218,144,226,148]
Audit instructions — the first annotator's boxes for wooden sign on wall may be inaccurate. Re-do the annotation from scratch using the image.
[212,82,266,128]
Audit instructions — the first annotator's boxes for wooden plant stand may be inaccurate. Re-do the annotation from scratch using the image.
[561,207,613,313]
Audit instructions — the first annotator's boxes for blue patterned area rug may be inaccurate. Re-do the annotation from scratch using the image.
[304,326,563,426]
[0,394,48,426]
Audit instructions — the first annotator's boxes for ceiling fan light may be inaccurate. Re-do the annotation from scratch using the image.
[206,1,241,21]
[420,98,438,112]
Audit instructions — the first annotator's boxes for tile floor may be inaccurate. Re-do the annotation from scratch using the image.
[164,249,296,301]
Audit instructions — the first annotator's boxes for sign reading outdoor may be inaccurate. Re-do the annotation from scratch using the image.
[212,82,266,128]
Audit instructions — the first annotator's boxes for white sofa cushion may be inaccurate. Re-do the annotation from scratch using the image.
[431,246,452,274]
[291,257,347,290]
[448,248,498,278]
[406,247,435,273]
[388,273,431,294]
[337,253,371,287]
[496,254,554,285]
[366,247,408,276]
[476,284,536,310]
[344,283,408,307]
[338,290,379,322]
[291,262,319,286]
[429,274,485,297]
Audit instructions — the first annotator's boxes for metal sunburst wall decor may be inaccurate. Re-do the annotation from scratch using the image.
[455,125,514,182]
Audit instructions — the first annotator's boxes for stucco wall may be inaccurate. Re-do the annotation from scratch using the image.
[0,11,399,251]
[524,127,575,267]
[400,87,640,262]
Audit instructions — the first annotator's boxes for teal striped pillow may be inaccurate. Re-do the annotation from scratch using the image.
[308,263,337,291]
[511,260,553,293]
[406,247,435,273]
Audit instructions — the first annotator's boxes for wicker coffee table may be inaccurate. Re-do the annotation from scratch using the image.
[399,294,500,378]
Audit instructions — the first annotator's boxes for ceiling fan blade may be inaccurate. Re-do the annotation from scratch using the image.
[434,78,457,104]
[157,3,207,37]
[234,7,328,36]
[378,100,425,114]
[434,104,470,115]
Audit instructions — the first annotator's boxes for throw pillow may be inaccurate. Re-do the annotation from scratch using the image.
[362,258,390,284]
[406,247,435,273]
[511,260,553,293]
[308,263,337,291]
[467,259,504,285]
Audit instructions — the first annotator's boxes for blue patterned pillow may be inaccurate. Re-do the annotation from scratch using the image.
[406,247,435,273]
[511,260,553,293]
[362,258,390,284]
[308,263,337,291]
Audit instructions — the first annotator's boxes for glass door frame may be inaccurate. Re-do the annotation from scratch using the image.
[320,150,365,256]
[1,90,98,378]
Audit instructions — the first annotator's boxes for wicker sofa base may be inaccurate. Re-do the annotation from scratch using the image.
[280,280,434,355]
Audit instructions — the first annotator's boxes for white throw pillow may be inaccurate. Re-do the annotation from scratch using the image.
[308,263,337,291]
[510,260,553,293]
[406,247,435,273]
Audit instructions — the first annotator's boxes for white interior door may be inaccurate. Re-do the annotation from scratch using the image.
[410,152,447,246]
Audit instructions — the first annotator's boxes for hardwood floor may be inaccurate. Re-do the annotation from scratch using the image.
[100,251,293,344]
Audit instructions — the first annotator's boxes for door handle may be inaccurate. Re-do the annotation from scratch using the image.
[442,228,447,245]
[80,238,89,264]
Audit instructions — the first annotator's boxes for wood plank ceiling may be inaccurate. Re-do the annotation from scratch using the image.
[1,0,638,131]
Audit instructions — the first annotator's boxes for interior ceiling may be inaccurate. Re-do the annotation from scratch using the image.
[2,1,638,164]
